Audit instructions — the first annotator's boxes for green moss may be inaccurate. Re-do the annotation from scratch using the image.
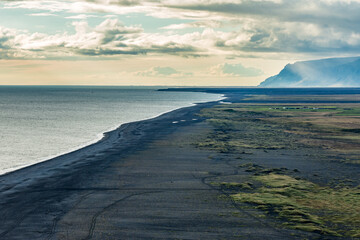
[196,112,298,152]
[289,224,337,235]
[197,103,360,237]
[238,163,289,175]
[231,173,360,238]
[219,182,254,190]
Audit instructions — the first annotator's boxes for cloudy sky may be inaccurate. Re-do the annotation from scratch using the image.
[1,0,359,86]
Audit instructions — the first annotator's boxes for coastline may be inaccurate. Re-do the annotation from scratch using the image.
[0,96,224,194]
[2,94,255,239]
[0,91,224,177]
[0,87,358,239]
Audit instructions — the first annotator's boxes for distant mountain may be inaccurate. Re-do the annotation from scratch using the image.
[259,57,360,87]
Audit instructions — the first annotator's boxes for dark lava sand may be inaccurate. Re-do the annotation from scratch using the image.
[0,88,359,239]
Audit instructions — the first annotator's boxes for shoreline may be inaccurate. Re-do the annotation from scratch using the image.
[1,90,279,239]
[0,87,358,239]
[1,86,356,187]
[0,92,224,177]
[0,96,224,195]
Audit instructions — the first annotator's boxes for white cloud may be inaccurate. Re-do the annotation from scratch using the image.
[0,19,205,59]
[65,14,97,19]
[4,0,154,15]
[162,20,223,30]
[136,66,193,77]
[4,1,70,12]
[2,0,360,59]
[2,14,360,61]
[210,63,263,77]
[27,13,57,17]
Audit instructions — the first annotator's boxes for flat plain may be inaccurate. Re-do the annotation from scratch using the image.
[0,89,359,239]
[196,93,360,238]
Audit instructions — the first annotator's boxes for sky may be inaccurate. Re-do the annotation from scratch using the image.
[0,0,360,86]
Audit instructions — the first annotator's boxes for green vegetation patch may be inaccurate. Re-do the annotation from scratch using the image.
[218,182,254,191]
[231,173,360,237]
[241,105,340,113]
[196,107,300,152]
[237,104,360,116]
[335,108,360,116]
[197,104,360,162]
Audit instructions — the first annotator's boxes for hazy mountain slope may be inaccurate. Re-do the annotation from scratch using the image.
[259,57,360,87]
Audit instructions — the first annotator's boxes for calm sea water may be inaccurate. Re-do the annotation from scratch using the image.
[0,86,222,175]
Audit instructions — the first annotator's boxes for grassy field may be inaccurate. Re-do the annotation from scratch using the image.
[242,94,360,103]
[197,95,360,237]
[231,166,360,238]
[197,102,360,163]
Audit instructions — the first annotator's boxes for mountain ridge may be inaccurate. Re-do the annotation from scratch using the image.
[259,56,360,87]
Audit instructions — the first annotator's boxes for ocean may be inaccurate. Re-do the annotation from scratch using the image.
[0,86,222,175]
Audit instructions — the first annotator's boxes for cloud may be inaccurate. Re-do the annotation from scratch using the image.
[0,26,20,59]
[210,63,263,77]
[161,20,223,30]
[0,18,205,59]
[136,66,193,77]
[4,1,70,13]
[164,0,360,27]
[0,19,143,59]
[2,15,359,61]
[65,14,97,19]
[27,13,57,17]
[3,0,360,59]
[3,1,152,15]
[78,0,143,6]
[162,1,360,55]
[6,0,360,31]
[217,21,360,54]
[160,1,360,52]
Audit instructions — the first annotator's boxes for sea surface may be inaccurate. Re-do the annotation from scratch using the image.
[0,86,222,175]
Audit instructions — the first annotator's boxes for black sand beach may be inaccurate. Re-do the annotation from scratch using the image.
[0,88,359,239]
